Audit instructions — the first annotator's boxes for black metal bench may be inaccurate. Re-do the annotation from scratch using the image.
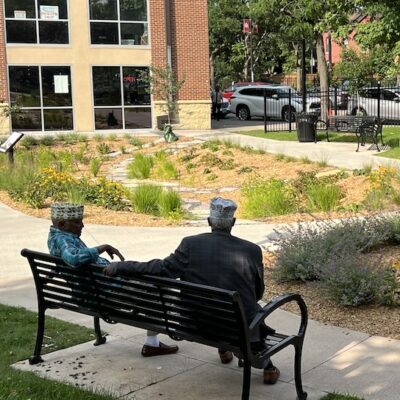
[315,115,384,151]
[22,249,308,400]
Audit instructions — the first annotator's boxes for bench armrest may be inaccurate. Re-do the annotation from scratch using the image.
[249,293,308,338]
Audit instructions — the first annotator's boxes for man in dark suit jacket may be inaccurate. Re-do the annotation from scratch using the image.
[104,198,280,385]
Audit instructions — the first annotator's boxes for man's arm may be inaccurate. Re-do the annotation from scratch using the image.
[104,238,189,278]
[255,246,265,301]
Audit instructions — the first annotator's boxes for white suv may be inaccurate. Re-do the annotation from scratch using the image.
[229,85,321,121]
[347,87,400,120]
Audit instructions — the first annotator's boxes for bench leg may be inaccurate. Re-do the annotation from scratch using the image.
[93,316,107,346]
[29,308,45,365]
[294,344,307,400]
[241,360,252,400]
[356,135,361,152]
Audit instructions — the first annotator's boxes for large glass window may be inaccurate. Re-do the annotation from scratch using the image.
[8,65,73,131]
[5,0,69,44]
[89,0,148,46]
[92,66,151,130]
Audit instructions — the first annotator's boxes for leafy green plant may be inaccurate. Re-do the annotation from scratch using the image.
[107,133,118,141]
[363,189,386,211]
[238,166,253,174]
[186,162,197,172]
[306,183,343,211]
[272,216,396,282]
[120,145,128,154]
[179,148,197,162]
[128,137,143,148]
[316,155,329,167]
[64,132,80,144]
[97,142,112,155]
[39,135,55,146]
[219,158,235,170]
[127,153,154,179]
[241,177,296,218]
[90,157,103,177]
[20,135,39,149]
[200,153,221,167]
[202,140,220,152]
[222,149,234,156]
[321,257,398,306]
[207,173,218,181]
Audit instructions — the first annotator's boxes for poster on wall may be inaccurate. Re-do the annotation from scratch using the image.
[14,10,26,19]
[40,6,59,20]
[54,75,69,94]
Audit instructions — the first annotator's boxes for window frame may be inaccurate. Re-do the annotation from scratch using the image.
[4,0,70,45]
[88,0,149,47]
[91,64,152,131]
[7,64,75,132]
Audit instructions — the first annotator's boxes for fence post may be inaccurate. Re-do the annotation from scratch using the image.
[264,88,267,133]
[289,88,292,132]
[334,87,338,115]
[377,81,381,124]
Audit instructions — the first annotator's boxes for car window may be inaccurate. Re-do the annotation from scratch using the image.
[239,88,259,96]
[360,89,379,99]
[382,90,398,101]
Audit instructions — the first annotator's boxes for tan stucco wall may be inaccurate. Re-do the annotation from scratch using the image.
[0,104,10,135]
[153,100,211,130]
[6,1,151,133]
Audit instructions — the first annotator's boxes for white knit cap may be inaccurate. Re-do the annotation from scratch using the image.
[51,203,84,220]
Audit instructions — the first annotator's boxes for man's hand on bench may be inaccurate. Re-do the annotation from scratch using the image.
[96,245,125,261]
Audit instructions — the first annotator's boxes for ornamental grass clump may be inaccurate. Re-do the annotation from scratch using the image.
[129,184,162,214]
[241,177,296,218]
[128,184,183,218]
[127,153,154,179]
[306,183,343,212]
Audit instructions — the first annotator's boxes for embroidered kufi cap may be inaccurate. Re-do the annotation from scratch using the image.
[51,203,84,220]
[209,197,237,220]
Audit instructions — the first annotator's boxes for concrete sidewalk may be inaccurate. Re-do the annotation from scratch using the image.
[1,130,400,400]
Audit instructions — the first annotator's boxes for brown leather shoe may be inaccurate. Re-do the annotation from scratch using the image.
[218,350,233,364]
[263,366,280,384]
[141,342,179,357]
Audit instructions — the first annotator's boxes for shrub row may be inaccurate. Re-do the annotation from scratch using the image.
[272,215,400,306]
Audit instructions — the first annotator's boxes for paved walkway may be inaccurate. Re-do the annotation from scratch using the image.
[1,129,400,400]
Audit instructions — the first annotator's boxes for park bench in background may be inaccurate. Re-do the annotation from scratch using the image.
[22,249,309,400]
[315,115,384,151]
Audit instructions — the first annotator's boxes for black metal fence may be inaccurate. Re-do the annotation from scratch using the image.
[228,79,400,132]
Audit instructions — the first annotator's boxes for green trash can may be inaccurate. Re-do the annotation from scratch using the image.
[296,112,319,142]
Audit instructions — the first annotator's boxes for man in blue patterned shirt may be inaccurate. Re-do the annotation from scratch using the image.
[48,202,179,357]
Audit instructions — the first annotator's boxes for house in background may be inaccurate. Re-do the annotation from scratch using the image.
[323,13,369,69]
[0,0,211,135]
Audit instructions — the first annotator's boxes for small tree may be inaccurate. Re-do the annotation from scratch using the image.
[145,65,185,127]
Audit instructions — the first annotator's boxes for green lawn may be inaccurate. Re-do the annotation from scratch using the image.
[0,303,114,400]
[237,126,400,159]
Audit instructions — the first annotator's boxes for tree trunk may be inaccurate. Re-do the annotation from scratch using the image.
[316,33,329,122]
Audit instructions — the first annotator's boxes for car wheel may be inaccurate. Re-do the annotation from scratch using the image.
[282,106,296,122]
[237,106,251,121]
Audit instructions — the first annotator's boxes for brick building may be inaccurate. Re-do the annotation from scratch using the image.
[0,0,211,135]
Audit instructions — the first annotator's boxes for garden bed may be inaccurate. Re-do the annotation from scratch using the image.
[1,133,399,340]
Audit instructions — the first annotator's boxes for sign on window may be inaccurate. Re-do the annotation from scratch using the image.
[14,10,26,19]
[54,75,69,94]
[40,6,59,20]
